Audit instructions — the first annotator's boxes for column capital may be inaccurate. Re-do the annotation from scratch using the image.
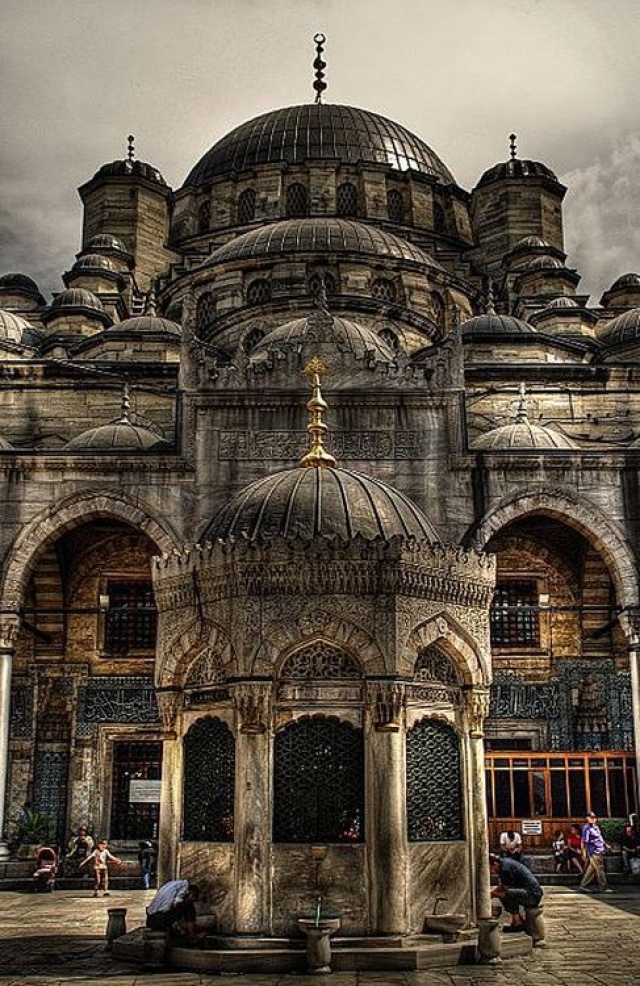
[463,685,490,737]
[367,680,406,732]
[233,680,272,734]
[156,687,182,736]
[0,616,19,652]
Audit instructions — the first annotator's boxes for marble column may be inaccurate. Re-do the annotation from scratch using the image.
[464,686,491,921]
[619,611,640,813]
[233,681,272,934]
[156,688,182,885]
[366,681,407,934]
[0,621,18,857]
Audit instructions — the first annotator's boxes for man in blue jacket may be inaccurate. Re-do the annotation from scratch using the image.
[579,812,613,893]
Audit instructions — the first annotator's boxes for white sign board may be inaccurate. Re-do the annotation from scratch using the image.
[129,779,162,803]
[521,819,543,836]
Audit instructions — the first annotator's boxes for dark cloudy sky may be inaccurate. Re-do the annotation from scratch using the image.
[1,0,639,303]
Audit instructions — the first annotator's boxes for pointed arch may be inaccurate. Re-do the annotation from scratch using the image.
[156,619,235,689]
[0,488,181,614]
[405,612,489,686]
[465,487,639,610]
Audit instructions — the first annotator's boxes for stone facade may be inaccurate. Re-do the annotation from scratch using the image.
[0,92,639,937]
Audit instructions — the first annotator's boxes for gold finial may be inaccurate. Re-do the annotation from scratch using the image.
[313,33,327,104]
[299,357,336,468]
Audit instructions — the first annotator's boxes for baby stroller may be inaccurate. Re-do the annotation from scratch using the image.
[33,846,58,892]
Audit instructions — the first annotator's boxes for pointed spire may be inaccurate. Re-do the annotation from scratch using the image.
[509,133,517,161]
[485,279,496,315]
[127,134,135,162]
[515,381,528,423]
[299,357,336,468]
[313,33,327,104]
[145,285,157,316]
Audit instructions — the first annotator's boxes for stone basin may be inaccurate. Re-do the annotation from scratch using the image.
[423,913,466,941]
[297,916,341,973]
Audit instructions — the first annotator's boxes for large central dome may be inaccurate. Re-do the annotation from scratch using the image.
[184,104,455,187]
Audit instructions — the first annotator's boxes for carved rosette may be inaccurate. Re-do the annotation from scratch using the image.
[369,681,405,732]
[233,681,271,734]
[464,686,490,738]
[156,687,182,737]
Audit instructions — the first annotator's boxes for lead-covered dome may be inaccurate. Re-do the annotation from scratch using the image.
[477,159,558,188]
[461,312,535,336]
[599,308,640,346]
[201,218,438,269]
[65,419,170,451]
[249,311,396,365]
[204,466,437,543]
[184,104,455,187]
[474,418,576,450]
[0,309,40,346]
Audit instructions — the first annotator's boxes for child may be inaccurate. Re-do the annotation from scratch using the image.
[552,829,566,872]
[80,839,121,897]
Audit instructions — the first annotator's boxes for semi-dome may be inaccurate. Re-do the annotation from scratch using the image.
[0,309,39,345]
[250,311,396,364]
[65,419,170,451]
[477,159,558,188]
[599,308,640,346]
[204,465,437,543]
[184,104,455,188]
[201,218,439,269]
[461,312,535,336]
[475,419,576,450]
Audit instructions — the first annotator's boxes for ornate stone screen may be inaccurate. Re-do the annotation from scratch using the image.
[273,716,364,843]
[183,716,235,842]
[406,718,462,841]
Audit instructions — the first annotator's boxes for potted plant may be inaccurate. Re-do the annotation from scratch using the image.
[14,809,54,857]
[599,817,627,850]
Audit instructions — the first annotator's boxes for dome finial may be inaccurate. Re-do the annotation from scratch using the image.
[485,279,496,315]
[127,134,135,161]
[516,381,528,423]
[509,133,517,161]
[299,357,336,468]
[145,284,157,316]
[120,381,131,422]
[313,33,327,104]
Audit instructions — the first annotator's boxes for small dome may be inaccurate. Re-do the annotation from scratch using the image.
[0,309,38,344]
[183,104,455,188]
[250,311,396,365]
[50,288,105,312]
[513,236,549,250]
[72,254,118,273]
[609,273,640,291]
[65,419,170,451]
[112,314,181,336]
[461,312,535,336]
[544,296,579,309]
[84,233,130,255]
[201,218,439,270]
[599,308,640,345]
[524,256,563,271]
[477,159,558,188]
[0,273,41,295]
[203,466,437,543]
[475,420,576,450]
[92,159,167,187]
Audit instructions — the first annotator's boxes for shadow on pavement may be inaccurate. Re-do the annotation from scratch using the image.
[0,935,134,976]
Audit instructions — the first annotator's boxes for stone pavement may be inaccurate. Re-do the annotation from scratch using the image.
[0,885,639,985]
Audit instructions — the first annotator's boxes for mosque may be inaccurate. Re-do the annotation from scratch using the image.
[0,37,639,937]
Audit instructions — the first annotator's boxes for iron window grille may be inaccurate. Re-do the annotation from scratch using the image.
[242,326,265,353]
[308,271,338,299]
[273,715,364,843]
[197,199,210,233]
[183,717,235,842]
[387,188,404,223]
[237,187,257,224]
[337,181,358,217]
[110,741,162,840]
[371,277,397,303]
[245,278,272,306]
[196,292,217,332]
[490,580,540,648]
[103,580,157,654]
[286,182,309,218]
[379,327,400,352]
[407,718,463,841]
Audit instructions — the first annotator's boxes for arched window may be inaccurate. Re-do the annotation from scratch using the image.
[196,292,217,332]
[433,201,446,233]
[286,182,308,218]
[406,718,462,841]
[387,188,404,223]
[379,327,399,352]
[371,277,397,303]
[237,188,256,224]
[308,271,337,300]
[242,326,265,353]
[279,641,361,679]
[337,181,358,218]
[414,646,459,685]
[274,716,364,843]
[183,717,235,842]
[245,278,272,306]
[197,199,210,233]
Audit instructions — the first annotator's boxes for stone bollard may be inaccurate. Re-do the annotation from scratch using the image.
[142,928,168,969]
[476,917,503,965]
[105,907,127,949]
[524,905,546,947]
